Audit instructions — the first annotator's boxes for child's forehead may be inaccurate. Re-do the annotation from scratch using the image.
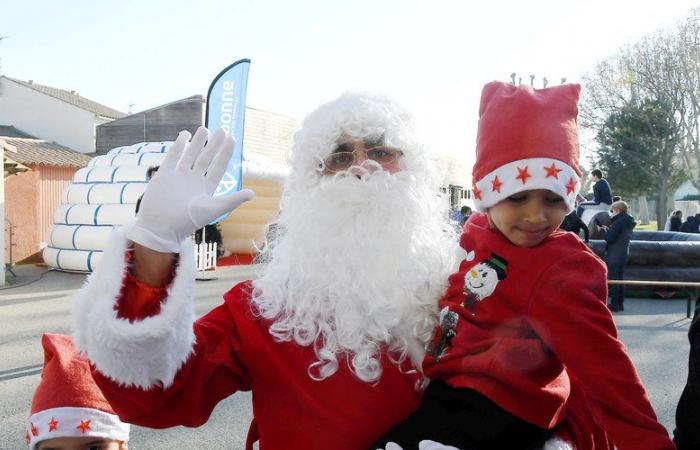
[37,436,115,449]
[510,189,562,198]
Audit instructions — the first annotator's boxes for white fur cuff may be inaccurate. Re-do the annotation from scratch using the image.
[72,221,196,389]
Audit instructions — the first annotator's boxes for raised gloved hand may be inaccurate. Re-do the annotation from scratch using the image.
[127,126,254,253]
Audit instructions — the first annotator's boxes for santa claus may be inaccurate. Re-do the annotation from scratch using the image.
[72,91,463,449]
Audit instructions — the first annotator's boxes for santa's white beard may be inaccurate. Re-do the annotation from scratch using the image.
[252,167,459,383]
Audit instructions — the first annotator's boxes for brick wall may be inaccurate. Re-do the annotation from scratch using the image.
[5,165,78,264]
[5,169,39,263]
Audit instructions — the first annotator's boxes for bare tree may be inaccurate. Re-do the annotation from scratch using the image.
[675,9,700,191]
[581,28,687,228]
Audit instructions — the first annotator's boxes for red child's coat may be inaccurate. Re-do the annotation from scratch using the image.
[423,213,674,450]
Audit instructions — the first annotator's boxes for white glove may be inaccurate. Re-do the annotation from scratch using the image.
[380,441,460,450]
[419,440,460,450]
[127,126,254,253]
[382,443,404,450]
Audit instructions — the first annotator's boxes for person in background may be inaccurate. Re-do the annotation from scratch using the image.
[26,334,129,450]
[460,206,472,226]
[134,166,160,215]
[600,200,636,312]
[679,213,700,234]
[576,169,613,218]
[668,210,683,232]
[560,196,590,242]
[194,223,224,256]
[560,210,590,242]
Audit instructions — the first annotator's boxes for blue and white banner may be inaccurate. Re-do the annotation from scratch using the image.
[205,58,250,221]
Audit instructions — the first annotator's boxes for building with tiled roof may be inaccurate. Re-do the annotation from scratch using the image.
[1,126,92,265]
[4,77,124,120]
[3,137,92,168]
[0,76,124,154]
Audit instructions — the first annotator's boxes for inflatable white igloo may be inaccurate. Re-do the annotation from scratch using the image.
[43,142,169,272]
[44,143,289,272]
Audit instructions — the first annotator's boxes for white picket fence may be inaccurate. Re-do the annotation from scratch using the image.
[195,242,218,271]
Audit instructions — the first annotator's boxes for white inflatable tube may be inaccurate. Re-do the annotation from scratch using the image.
[43,246,103,272]
[54,204,136,225]
[64,183,146,204]
[108,142,172,155]
[46,224,116,251]
[243,160,288,183]
[88,153,167,168]
[73,166,155,184]
[224,237,258,255]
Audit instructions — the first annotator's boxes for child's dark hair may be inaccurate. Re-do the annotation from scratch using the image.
[135,166,161,214]
[591,169,603,178]
[146,166,160,180]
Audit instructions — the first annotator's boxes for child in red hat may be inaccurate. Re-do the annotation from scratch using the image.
[372,82,674,450]
[25,334,129,450]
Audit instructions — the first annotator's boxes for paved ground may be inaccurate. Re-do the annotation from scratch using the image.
[0,264,259,450]
[0,264,692,448]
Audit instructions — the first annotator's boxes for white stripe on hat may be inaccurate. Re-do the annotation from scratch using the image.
[473,157,580,213]
[27,407,129,450]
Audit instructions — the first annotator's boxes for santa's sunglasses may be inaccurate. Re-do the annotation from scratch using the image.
[321,144,403,173]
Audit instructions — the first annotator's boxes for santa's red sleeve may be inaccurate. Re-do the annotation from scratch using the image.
[72,224,250,428]
[527,250,674,450]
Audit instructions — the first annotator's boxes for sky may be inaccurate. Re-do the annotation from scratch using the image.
[2,0,699,167]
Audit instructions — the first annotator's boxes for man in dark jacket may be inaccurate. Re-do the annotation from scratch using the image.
[576,169,613,217]
[675,307,700,449]
[601,200,636,312]
[680,214,700,233]
[670,210,684,232]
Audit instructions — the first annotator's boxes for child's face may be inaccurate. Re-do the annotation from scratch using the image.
[487,189,568,247]
[37,437,126,450]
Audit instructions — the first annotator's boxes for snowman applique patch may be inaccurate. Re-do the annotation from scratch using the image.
[463,253,508,315]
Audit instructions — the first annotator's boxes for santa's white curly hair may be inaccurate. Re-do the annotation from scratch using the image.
[252,91,459,383]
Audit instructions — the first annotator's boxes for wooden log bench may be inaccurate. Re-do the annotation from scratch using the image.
[607,280,700,318]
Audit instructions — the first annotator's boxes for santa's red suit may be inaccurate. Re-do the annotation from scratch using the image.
[75,224,663,450]
[74,229,423,450]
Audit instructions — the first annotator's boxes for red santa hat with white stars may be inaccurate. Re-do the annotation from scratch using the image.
[25,334,129,449]
[472,81,582,212]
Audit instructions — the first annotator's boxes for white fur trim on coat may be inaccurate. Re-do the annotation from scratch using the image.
[72,222,196,389]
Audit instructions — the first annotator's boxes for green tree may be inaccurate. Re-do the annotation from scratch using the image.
[595,99,686,228]
[581,7,700,196]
